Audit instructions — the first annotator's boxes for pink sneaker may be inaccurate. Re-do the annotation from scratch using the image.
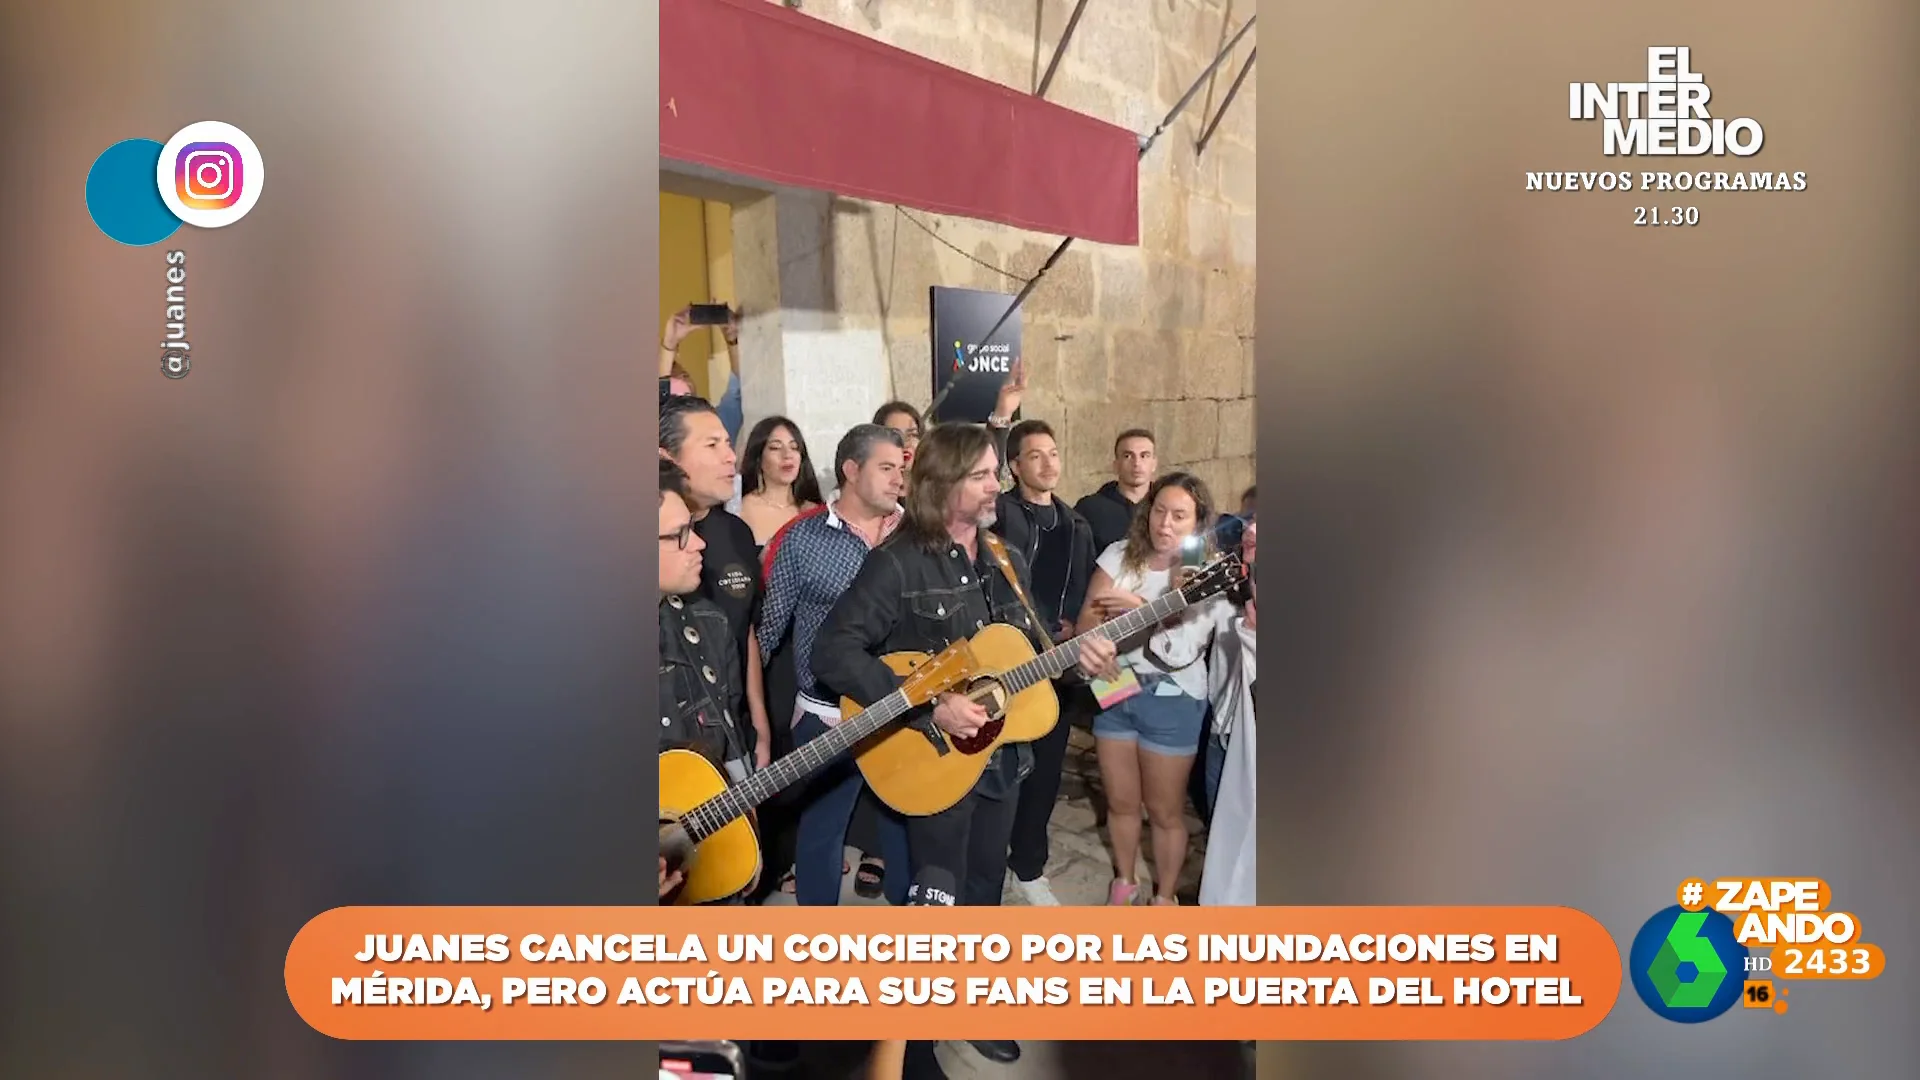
[1108,879,1141,906]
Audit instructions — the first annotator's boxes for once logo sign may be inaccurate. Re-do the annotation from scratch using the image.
[954,340,1013,375]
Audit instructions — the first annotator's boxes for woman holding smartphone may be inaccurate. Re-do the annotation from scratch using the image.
[1078,472,1234,906]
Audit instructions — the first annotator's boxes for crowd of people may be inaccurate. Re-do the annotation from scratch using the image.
[655,307,1257,1067]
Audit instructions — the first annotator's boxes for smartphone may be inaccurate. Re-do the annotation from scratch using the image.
[1180,534,1206,568]
[660,1040,745,1079]
[687,303,733,327]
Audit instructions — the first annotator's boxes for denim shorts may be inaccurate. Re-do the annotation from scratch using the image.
[1091,676,1208,756]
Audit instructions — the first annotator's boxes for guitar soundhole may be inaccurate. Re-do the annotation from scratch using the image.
[659,817,696,871]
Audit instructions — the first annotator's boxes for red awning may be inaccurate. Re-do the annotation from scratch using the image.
[660,0,1140,246]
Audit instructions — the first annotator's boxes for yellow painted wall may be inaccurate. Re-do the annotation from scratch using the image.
[659,192,736,401]
[659,193,712,398]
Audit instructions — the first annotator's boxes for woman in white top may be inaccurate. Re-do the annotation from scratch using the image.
[1078,472,1234,905]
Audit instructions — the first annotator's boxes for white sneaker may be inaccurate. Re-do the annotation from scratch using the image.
[1009,872,1061,906]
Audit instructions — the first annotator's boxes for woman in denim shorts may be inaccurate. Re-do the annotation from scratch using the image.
[1078,473,1234,906]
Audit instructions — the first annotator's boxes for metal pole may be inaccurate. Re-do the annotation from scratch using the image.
[927,15,1257,419]
[1195,47,1255,157]
[1140,15,1254,156]
[1035,0,1092,99]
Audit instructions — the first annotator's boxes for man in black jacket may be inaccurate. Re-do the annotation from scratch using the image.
[658,460,756,901]
[660,395,772,769]
[991,419,1097,906]
[813,423,1119,1068]
[1074,427,1158,553]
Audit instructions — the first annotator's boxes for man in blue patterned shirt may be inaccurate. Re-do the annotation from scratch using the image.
[758,423,911,906]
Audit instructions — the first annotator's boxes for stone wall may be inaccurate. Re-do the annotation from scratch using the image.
[757,0,1255,505]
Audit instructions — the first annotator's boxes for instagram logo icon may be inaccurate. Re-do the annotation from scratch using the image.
[176,142,242,209]
[157,121,264,227]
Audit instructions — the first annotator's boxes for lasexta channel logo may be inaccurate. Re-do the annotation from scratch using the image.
[1628,905,1747,1022]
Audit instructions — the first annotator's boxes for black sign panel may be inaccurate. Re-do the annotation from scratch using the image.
[929,286,1021,424]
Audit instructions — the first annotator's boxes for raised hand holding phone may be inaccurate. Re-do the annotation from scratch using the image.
[1162,535,1206,626]
[662,307,695,348]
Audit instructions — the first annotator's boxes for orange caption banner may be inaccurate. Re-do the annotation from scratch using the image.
[286,906,1620,1040]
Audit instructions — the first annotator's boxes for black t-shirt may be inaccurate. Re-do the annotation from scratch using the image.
[693,507,762,669]
[1020,498,1075,631]
[1075,482,1141,556]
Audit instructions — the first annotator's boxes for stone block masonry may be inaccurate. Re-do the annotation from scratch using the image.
[739,0,1255,505]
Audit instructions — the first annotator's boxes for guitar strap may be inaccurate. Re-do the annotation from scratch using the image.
[981,532,1052,654]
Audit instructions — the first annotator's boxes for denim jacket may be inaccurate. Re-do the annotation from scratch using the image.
[811,527,1047,800]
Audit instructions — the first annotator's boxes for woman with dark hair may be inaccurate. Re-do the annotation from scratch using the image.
[1077,472,1234,906]
[734,417,822,907]
[872,401,922,474]
[737,416,824,548]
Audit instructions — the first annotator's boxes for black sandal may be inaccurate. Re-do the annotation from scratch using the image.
[853,856,885,899]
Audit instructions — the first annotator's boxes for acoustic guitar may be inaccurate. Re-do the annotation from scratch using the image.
[852,553,1246,817]
[658,636,982,905]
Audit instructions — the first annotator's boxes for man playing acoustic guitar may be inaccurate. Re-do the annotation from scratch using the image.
[812,423,1120,1068]
[658,459,757,902]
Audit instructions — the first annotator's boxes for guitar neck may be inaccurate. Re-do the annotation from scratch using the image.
[1004,589,1192,693]
[680,686,911,845]
[676,572,1230,844]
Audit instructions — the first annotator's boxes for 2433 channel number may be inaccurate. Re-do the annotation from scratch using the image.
[1635,206,1700,227]
[1779,947,1880,977]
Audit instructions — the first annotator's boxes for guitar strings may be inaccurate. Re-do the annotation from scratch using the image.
[1002,557,1239,693]
[677,690,908,842]
[1003,589,1185,693]
[674,558,1239,843]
